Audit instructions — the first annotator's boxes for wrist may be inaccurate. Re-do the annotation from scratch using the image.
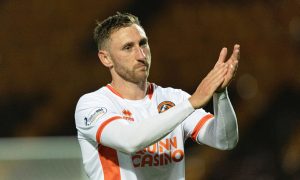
[215,87,227,94]
[188,97,197,109]
[214,88,228,100]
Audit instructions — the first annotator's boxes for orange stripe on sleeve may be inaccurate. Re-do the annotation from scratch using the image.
[96,116,122,144]
[191,114,214,141]
[98,145,121,180]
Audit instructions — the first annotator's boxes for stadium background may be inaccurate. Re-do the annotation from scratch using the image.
[1,0,300,179]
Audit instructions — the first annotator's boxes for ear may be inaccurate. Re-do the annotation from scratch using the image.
[98,50,113,68]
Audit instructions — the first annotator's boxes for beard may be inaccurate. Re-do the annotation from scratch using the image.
[114,60,151,84]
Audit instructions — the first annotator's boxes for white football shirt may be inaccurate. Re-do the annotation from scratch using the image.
[75,83,213,180]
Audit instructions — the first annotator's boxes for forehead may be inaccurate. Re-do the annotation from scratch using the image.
[109,24,147,45]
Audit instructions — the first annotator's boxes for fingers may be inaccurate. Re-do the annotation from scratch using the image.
[230,44,240,61]
[219,44,240,90]
[200,63,228,94]
[206,63,228,91]
[229,44,240,73]
[215,47,228,67]
[191,44,240,108]
[190,63,228,108]
[222,64,235,86]
[223,44,240,74]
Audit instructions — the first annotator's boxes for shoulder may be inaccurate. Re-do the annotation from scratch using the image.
[78,87,105,102]
[76,86,115,110]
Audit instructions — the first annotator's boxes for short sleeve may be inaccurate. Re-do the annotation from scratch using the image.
[75,93,123,144]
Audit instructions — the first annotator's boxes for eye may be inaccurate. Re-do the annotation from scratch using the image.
[124,45,131,50]
[122,43,134,51]
[139,38,148,47]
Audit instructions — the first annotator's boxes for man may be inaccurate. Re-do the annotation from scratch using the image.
[75,12,239,180]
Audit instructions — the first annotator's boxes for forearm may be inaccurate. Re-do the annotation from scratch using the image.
[198,89,238,150]
[100,100,194,154]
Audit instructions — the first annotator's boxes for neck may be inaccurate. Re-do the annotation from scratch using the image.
[110,80,148,100]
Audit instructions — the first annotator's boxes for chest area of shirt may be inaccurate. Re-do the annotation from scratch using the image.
[114,101,155,122]
[113,99,178,122]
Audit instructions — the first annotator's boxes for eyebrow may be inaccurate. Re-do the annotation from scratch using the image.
[122,42,134,49]
[121,37,148,50]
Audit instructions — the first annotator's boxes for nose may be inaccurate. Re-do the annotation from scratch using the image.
[136,47,146,60]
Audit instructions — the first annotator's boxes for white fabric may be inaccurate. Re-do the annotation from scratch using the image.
[75,84,238,180]
[197,89,239,149]
[101,100,194,153]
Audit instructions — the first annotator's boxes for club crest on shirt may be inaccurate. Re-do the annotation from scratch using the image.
[84,107,107,126]
[122,109,134,121]
[157,101,175,113]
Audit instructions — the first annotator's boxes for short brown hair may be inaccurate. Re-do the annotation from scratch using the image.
[94,12,142,50]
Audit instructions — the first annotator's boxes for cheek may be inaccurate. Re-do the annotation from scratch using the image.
[113,57,133,71]
[145,46,151,54]
[111,53,129,66]
[144,47,151,59]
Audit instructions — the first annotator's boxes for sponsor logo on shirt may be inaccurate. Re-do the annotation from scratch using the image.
[122,109,134,121]
[84,107,107,126]
[157,101,175,113]
[131,136,184,167]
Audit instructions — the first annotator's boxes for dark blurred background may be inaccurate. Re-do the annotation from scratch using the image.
[1,0,300,179]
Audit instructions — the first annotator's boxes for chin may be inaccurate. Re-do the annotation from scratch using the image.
[133,74,148,83]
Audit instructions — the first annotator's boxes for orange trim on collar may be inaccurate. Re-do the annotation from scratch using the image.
[106,83,154,100]
[106,84,123,98]
[147,83,154,100]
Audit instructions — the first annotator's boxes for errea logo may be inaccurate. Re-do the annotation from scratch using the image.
[122,109,134,121]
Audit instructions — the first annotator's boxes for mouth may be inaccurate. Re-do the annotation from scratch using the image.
[135,61,149,70]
